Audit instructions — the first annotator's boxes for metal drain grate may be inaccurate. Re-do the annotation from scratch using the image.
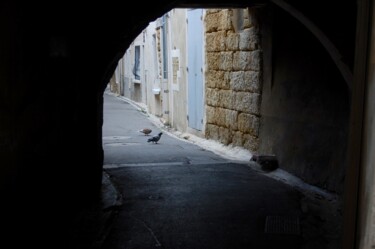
[264,215,300,235]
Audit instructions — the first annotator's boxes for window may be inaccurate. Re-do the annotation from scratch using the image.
[162,14,168,79]
[133,45,141,80]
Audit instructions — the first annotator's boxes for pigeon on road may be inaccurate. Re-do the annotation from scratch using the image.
[139,128,152,135]
[147,132,163,144]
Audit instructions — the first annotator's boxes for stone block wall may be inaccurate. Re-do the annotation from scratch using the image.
[205,9,262,152]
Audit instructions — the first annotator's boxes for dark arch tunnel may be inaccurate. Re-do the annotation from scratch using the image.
[0,0,361,248]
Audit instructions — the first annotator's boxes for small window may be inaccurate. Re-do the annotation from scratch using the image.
[133,45,141,80]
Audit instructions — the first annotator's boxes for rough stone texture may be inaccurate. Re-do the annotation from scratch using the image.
[234,92,261,115]
[220,90,234,110]
[232,131,244,147]
[230,71,261,93]
[226,31,239,51]
[206,105,216,124]
[243,134,259,152]
[205,9,262,154]
[206,70,219,89]
[243,71,261,93]
[212,106,226,126]
[229,71,243,90]
[239,27,259,51]
[206,123,220,141]
[224,108,238,130]
[205,9,232,33]
[206,52,220,71]
[219,72,231,90]
[206,31,227,52]
[219,52,234,71]
[205,88,219,107]
[233,50,262,71]
[206,70,230,90]
[238,113,260,136]
[219,126,231,145]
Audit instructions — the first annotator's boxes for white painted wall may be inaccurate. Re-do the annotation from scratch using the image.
[168,8,188,132]
[112,9,204,135]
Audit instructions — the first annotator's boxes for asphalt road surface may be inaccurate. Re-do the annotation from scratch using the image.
[100,92,341,249]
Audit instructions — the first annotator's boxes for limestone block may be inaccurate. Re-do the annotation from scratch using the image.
[229,71,243,91]
[224,109,238,130]
[212,107,225,127]
[206,33,217,52]
[226,31,239,51]
[219,90,234,109]
[206,31,226,52]
[206,106,238,130]
[219,52,233,71]
[232,131,244,147]
[206,70,225,88]
[230,71,260,93]
[230,71,261,93]
[243,71,261,93]
[219,126,231,145]
[238,113,260,136]
[233,50,261,71]
[248,50,262,71]
[220,72,231,90]
[213,107,238,130]
[206,105,216,124]
[205,12,219,33]
[205,9,232,33]
[207,52,220,71]
[206,88,219,107]
[234,92,261,115]
[205,123,220,140]
[243,133,259,152]
[233,51,250,71]
[239,27,259,51]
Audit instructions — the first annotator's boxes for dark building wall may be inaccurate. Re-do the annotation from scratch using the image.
[0,1,173,196]
[0,1,173,247]
[258,6,351,193]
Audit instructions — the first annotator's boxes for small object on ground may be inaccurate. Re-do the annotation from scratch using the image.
[147,132,163,144]
[250,154,279,171]
[139,128,152,135]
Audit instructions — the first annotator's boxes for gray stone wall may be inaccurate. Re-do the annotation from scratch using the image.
[258,8,350,193]
[205,9,262,152]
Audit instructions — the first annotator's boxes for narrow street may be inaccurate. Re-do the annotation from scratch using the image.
[100,92,341,249]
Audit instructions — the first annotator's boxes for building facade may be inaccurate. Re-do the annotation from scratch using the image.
[111,8,262,148]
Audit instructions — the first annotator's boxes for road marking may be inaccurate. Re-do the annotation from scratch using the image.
[103,162,185,168]
[102,136,131,140]
[103,142,140,146]
[103,161,231,169]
